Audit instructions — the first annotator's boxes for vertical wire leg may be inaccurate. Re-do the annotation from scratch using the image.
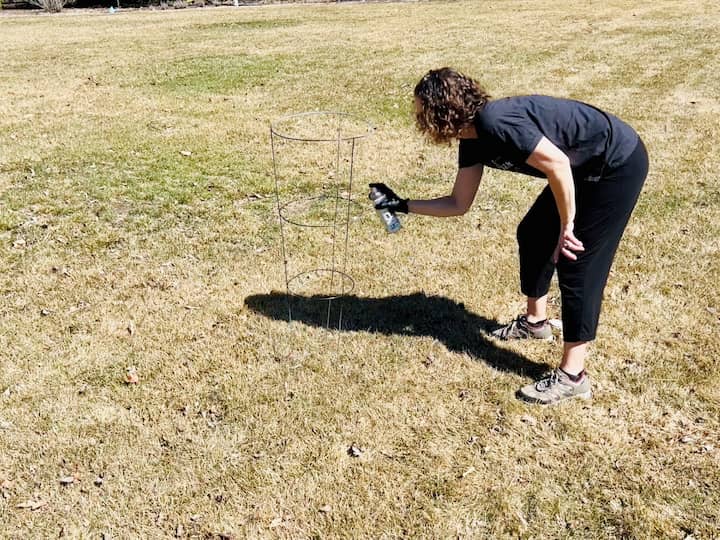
[336,137,356,332]
[326,117,344,329]
[270,128,292,323]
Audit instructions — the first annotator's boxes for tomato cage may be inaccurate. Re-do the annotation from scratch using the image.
[270,112,373,328]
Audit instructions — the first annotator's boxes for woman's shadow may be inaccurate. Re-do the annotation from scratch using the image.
[244,291,551,377]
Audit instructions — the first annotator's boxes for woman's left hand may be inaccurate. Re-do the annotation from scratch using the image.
[554,223,585,262]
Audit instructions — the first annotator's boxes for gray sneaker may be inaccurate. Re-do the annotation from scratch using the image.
[490,315,553,341]
[517,369,592,405]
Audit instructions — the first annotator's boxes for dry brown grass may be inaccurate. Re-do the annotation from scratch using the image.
[0,1,719,538]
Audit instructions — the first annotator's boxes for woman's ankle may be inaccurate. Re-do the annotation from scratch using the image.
[525,314,547,325]
[525,296,548,325]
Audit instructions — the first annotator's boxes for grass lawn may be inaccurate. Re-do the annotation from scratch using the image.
[0,0,719,537]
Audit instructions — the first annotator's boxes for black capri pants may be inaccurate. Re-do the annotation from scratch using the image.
[516,139,649,342]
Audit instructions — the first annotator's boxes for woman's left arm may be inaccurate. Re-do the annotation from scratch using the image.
[526,137,585,261]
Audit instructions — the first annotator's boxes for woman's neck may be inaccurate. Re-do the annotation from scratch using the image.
[458,124,478,139]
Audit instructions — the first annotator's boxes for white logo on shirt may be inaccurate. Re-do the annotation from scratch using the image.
[489,158,515,170]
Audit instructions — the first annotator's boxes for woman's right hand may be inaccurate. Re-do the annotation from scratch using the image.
[369,183,409,214]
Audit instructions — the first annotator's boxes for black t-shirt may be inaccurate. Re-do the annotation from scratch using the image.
[458,95,639,180]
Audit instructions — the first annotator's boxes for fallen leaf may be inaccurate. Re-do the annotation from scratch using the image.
[460,466,476,478]
[59,475,75,485]
[318,505,332,513]
[520,414,537,426]
[127,321,135,336]
[347,444,362,458]
[179,150,192,157]
[94,476,104,487]
[125,367,139,385]
[16,500,46,510]
[40,309,51,317]
[269,517,283,528]
[680,436,694,444]
[174,524,184,537]
[516,510,528,527]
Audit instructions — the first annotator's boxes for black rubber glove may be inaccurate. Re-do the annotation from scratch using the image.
[368,183,409,214]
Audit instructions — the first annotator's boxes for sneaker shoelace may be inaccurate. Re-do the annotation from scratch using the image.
[535,371,560,392]
[497,317,529,339]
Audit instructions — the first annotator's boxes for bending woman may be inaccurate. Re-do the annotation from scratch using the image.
[371,67,648,405]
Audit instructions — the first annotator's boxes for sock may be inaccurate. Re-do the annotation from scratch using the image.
[560,368,585,382]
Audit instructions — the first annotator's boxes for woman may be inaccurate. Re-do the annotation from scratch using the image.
[370,67,648,405]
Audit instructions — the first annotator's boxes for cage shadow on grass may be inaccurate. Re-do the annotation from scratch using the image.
[244,291,550,377]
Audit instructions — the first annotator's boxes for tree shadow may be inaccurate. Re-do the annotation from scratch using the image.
[244,291,551,377]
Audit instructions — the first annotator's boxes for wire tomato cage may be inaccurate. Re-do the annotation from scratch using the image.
[270,111,373,328]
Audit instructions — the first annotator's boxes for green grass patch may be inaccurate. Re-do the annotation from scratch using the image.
[151,53,294,94]
[192,17,302,31]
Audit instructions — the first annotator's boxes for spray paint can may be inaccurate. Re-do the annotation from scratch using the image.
[369,187,402,233]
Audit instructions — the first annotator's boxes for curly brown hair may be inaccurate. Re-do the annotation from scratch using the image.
[414,68,491,144]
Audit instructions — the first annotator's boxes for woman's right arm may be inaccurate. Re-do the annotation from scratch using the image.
[408,164,484,217]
